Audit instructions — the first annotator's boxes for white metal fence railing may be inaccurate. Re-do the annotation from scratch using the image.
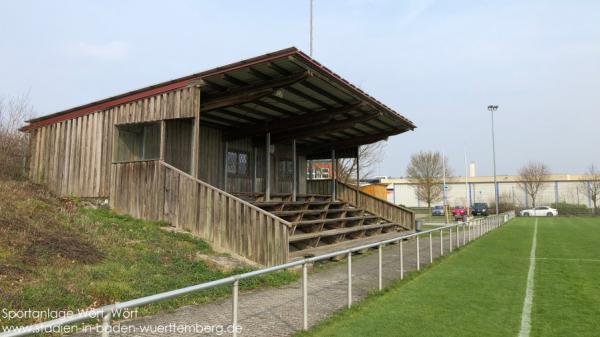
[0,211,516,337]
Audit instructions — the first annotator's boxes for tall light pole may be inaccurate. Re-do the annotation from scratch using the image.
[309,0,314,56]
[487,105,499,215]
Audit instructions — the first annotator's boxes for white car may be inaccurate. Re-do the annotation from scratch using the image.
[520,206,558,217]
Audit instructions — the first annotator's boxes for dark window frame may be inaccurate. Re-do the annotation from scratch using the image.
[226,149,251,177]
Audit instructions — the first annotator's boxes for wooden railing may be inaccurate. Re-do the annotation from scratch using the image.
[307,179,415,230]
[110,160,291,266]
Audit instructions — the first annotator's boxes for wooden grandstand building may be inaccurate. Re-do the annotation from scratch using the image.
[23,47,416,265]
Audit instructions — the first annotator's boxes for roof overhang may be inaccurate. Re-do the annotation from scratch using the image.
[22,47,416,157]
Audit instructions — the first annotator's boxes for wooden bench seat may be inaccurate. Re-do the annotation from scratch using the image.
[289,222,399,242]
[253,200,347,208]
[271,208,365,217]
[292,215,379,227]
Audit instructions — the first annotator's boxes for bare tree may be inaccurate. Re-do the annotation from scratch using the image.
[337,141,386,183]
[517,161,550,208]
[406,151,452,208]
[581,164,600,214]
[0,93,34,179]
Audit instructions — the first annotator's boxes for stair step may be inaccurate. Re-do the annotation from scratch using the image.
[253,200,347,208]
[289,230,414,259]
[290,223,399,242]
[235,192,330,200]
[292,215,379,227]
[272,208,365,217]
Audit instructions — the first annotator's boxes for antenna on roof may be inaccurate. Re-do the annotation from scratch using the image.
[309,0,314,56]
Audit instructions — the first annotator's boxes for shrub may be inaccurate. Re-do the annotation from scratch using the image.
[0,94,32,179]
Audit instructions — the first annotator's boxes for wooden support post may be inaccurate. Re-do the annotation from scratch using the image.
[265,132,271,201]
[223,141,228,191]
[331,149,336,200]
[356,146,360,206]
[159,120,166,161]
[252,146,257,193]
[292,139,297,202]
[191,85,202,178]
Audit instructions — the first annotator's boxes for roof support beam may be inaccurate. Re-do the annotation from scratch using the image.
[201,71,309,112]
[298,133,392,154]
[271,112,381,142]
[223,103,363,140]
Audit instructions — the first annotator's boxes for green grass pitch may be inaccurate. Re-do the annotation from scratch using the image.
[299,217,600,337]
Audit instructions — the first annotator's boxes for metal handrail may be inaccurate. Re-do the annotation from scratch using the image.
[0,211,515,337]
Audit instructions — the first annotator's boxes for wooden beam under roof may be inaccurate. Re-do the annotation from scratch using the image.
[217,108,264,124]
[271,112,381,142]
[201,71,309,112]
[269,60,405,133]
[223,102,363,140]
[298,133,392,154]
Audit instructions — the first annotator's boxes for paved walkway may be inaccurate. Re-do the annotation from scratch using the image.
[85,225,484,337]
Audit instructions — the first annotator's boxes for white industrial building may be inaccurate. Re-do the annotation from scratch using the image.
[382,169,596,208]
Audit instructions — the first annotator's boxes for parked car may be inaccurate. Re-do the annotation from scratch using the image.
[472,202,489,216]
[520,206,558,217]
[452,206,467,221]
[432,205,445,216]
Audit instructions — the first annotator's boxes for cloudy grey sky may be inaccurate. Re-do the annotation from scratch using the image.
[1,0,598,177]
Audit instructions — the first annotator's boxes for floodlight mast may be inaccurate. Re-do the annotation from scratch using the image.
[487,105,499,215]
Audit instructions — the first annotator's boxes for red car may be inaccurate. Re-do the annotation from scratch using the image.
[452,206,467,221]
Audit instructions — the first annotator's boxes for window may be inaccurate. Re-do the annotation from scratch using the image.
[227,150,250,176]
[114,122,160,162]
[278,159,293,179]
[321,168,330,179]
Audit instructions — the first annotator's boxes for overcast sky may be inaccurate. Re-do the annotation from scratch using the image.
[1,0,599,177]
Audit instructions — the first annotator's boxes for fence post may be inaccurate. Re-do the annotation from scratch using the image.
[232,280,239,337]
[347,252,352,308]
[462,223,466,245]
[429,232,433,263]
[400,239,404,280]
[416,235,420,271]
[101,312,112,337]
[378,245,383,290]
[456,225,460,248]
[302,263,308,330]
[468,222,472,242]
[440,229,443,256]
[449,227,453,252]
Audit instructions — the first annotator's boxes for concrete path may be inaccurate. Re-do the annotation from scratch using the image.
[84,226,480,337]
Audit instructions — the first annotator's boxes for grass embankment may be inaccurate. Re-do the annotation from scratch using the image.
[0,179,296,329]
[300,218,535,337]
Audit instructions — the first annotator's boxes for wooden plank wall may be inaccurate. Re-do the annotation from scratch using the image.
[28,86,198,197]
[165,119,193,173]
[198,125,225,188]
[110,160,291,266]
[109,161,163,219]
[307,179,415,230]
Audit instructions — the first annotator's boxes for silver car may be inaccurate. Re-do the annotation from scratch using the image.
[431,205,445,216]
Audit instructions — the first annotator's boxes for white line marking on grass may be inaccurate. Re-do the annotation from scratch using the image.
[518,218,538,337]
[535,258,600,263]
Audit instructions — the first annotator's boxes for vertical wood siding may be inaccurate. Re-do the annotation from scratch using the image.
[110,160,290,266]
[28,87,196,197]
